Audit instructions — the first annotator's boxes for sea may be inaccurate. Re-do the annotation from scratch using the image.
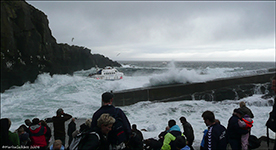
[1,61,275,147]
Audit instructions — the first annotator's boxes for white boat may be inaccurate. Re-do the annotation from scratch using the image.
[89,66,123,80]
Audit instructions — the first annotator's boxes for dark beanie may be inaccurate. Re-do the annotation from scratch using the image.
[234,108,243,115]
[102,92,114,103]
[32,118,40,125]
[168,119,176,128]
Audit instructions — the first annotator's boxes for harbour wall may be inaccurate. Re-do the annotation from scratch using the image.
[113,72,275,106]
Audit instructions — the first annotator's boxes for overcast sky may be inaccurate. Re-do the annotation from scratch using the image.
[27,1,275,62]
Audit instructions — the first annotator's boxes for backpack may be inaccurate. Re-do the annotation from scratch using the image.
[69,131,100,150]
[248,135,261,149]
[108,108,127,145]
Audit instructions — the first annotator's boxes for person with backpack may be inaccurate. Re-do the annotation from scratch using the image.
[161,119,183,150]
[77,113,115,150]
[91,92,132,150]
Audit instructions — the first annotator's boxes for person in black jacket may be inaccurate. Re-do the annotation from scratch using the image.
[269,75,276,149]
[226,108,249,150]
[201,110,227,150]
[180,116,194,150]
[52,108,72,145]
[67,117,76,147]
[80,113,115,150]
[127,124,143,150]
[91,92,131,149]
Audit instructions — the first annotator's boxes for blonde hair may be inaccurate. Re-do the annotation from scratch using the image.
[53,140,62,149]
[97,113,115,127]
[239,101,246,107]
[85,118,92,128]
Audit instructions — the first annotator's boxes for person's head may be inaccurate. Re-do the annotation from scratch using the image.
[239,101,246,108]
[17,124,27,133]
[179,116,187,124]
[168,119,176,128]
[18,127,25,135]
[53,140,63,150]
[175,136,187,150]
[7,118,11,129]
[102,92,114,104]
[202,110,215,126]
[32,118,40,125]
[56,108,63,116]
[85,118,92,128]
[40,120,48,127]
[272,76,276,93]
[25,119,31,127]
[165,126,170,131]
[215,119,220,125]
[132,124,137,130]
[97,113,115,135]
[71,117,75,122]
[233,108,243,118]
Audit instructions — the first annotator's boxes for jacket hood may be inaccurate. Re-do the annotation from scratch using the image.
[30,124,40,131]
[169,125,181,132]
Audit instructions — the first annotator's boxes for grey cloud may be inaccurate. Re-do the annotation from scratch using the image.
[27,1,275,61]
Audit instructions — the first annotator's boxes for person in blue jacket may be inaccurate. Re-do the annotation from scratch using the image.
[201,110,227,150]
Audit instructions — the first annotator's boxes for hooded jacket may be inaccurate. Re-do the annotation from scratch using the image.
[29,124,47,147]
[161,125,182,150]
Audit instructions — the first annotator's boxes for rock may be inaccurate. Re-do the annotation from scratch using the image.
[193,91,214,101]
[1,0,121,93]
[214,88,236,101]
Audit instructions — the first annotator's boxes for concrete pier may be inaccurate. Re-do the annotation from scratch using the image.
[113,72,275,106]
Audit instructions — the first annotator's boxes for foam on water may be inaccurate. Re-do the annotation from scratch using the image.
[1,61,275,146]
[146,61,256,86]
[123,95,274,147]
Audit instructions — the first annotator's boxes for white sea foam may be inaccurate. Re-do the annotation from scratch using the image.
[1,61,275,147]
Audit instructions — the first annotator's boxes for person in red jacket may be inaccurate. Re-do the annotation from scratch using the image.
[28,118,47,149]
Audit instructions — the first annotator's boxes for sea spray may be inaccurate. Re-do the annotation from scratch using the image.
[1,61,275,147]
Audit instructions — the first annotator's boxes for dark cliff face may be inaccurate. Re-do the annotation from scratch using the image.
[1,0,121,93]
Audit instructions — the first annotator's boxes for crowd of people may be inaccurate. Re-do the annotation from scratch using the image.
[1,77,276,150]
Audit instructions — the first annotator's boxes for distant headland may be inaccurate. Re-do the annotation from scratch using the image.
[1,0,121,93]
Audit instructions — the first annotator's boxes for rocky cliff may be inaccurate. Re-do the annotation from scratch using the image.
[1,0,121,93]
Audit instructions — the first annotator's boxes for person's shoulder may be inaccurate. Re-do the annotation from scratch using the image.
[186,122,192,127]
[8,131,18,136]
[214,123,226,130]
[115,107,123,111]
[52,116,58,120]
